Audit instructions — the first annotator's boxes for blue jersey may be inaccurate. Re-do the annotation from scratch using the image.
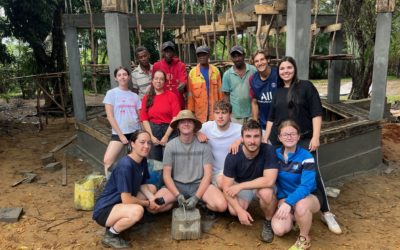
[249,67,278,128]
[275,146,316,206]
[93,156,149,220]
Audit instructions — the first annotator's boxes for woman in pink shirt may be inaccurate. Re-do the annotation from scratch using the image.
[140,70,181,161]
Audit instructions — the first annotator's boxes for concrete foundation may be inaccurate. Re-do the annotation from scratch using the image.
[75,101,383,182]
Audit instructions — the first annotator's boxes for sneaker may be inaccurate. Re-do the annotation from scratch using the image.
[288,235,311,250]
[321,212,342,234]
[101,230,130,249]
[261,219,274,243]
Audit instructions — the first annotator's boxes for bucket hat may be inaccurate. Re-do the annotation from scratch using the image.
[170,110,202,132]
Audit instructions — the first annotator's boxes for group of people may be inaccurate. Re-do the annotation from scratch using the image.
[93,41,342,249]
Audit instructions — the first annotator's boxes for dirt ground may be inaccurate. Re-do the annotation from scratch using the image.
[0,97,400,250]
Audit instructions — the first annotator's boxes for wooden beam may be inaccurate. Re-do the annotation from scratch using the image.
[49,135,77,153]
[199,22,234,34]
[254,4,279,14]
[218,12,258,25]
[101,0,129,13]
[77,122,109,145]
[323,23,342,33]
[63,13,216,29]
[376,0,396,13]
[273,0,287,11]
[260,25,278,35]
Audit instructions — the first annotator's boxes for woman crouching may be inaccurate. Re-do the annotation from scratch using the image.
[272,120,322,250]
[93,130,160,249]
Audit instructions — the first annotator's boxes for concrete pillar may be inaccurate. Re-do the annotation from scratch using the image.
[369,13,392,120]
[285,0,311,80]
[65,26,87,122]
[105,13,132,88]
[327,31,343,104]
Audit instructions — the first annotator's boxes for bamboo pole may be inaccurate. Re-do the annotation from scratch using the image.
[211,0,217,61]
[135,0,141,45]
[227,0,238,45]
[159,0,165,59]
[255,0,262,49]
[204,1,211,46]
[330,0,342,55]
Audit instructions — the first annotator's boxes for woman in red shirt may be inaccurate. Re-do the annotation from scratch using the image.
[140,70,181,161]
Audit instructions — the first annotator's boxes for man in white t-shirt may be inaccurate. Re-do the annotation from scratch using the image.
[198,101,242,189]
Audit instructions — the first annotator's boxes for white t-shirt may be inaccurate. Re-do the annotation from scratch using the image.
[200,121,242,175]
[103,87,141,135]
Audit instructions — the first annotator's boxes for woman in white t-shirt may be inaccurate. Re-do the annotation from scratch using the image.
[103,67,141,178]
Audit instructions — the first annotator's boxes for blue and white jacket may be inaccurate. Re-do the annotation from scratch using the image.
[276,146,317,206]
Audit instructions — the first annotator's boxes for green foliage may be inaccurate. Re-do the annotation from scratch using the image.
[310,33,330,79]
[388,1,400,76]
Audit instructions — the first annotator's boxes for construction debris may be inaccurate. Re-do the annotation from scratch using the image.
[0,207,23,223]
[43,162,62,172]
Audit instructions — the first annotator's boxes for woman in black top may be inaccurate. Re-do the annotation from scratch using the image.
[264,57,322,149]
[264,56,342,235]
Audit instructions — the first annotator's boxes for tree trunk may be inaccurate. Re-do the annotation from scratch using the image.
[349,56,374,99]
[50,2,69,108]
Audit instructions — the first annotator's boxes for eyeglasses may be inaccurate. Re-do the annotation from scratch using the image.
[280,132,298,139]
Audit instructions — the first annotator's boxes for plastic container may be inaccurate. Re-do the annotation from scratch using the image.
[74,174,106,211]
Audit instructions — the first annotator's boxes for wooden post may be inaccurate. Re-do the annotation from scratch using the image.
[159,0,165,59]
[227,0,238,45]
[211,0,217,61]
[255,0,262,49]
[134,0,141,45]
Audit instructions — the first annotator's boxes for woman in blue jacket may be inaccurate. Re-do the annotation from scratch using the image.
[271,120,322,250]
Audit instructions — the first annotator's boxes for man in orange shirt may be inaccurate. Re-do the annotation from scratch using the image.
[187,46,224,123]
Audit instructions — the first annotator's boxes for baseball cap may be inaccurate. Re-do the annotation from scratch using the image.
[196,45,210,55]
[162,41,175,51]
[230,45,244,55]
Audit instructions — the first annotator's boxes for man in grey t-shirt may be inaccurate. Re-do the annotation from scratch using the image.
[151,110,227,213]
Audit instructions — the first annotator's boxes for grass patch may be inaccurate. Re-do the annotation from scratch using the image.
[387,95,400,104]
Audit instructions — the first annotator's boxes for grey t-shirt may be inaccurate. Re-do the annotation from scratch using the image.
[163,137,213,184]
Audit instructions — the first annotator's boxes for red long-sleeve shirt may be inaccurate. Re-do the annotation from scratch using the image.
[140,91,181,124]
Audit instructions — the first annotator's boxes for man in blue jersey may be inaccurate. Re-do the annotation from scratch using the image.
[249,50,278,132]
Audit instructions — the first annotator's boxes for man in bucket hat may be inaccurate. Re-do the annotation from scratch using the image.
[149,110,227,214]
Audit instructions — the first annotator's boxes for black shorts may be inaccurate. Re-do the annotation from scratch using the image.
[110,133,134,142]
[94,205,114,227]
[312,188,324,208]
